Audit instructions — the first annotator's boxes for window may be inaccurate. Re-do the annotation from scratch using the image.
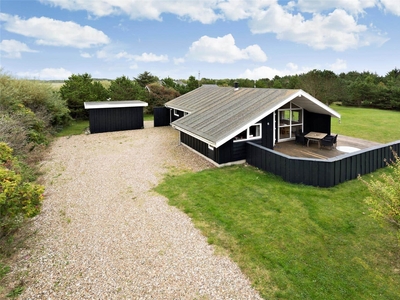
[278,102,303,140]
[234,124,261,142]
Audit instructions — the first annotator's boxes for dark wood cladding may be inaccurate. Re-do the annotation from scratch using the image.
[171,109,184,122]
[88,107,144,134]
[180,132,245,164]
[304,110,331,135]
[154,107,170,127]
[181,131,210,159]
[246,140,400,187]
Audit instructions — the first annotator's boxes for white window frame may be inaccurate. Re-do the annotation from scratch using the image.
[233,123,262,142]
[278,102,303,141]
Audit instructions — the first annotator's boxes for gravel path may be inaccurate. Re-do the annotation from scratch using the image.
[13,123,262,299]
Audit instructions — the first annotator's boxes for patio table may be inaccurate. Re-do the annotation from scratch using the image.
[305,131,327,148]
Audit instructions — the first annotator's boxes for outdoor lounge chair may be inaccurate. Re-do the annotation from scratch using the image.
[321,134,338,149]
[295,130,308,145]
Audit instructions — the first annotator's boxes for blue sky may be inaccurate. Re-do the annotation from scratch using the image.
[1,0,399,80]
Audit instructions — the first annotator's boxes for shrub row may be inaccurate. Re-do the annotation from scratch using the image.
[0,143,44,237]
[0,71,71,155]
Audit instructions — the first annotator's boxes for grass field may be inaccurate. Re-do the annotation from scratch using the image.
[155,166,399,299]
[331,104,400,143]
[155,105,400,299]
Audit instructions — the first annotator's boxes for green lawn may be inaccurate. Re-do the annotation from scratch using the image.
[155,105,400,299]
[56,120,89,137]
[331,104,400,143]
[155,166,400,299]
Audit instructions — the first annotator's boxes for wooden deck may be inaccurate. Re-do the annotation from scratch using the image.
[273,135,382,160]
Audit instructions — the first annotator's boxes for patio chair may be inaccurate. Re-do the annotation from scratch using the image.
[332,134,338,148]
[295,130,307,145]
[321,134,338,150]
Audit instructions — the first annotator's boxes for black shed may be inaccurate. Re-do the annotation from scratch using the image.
[84,100,148,134]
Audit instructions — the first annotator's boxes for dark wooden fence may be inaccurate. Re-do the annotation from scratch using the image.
[246,140,400,187]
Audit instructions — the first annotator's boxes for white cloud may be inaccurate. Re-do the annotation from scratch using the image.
[0,39,37,58]
[96,49,109,59]
[240,66,284,80]
[174,57,185,65]
[129,63,139,69]
[39,0,221,24]
[187,34,267,63]
[329,59,347,72]
[80,51,92,58]
[295,0,377,15]
[286,62,299,71]
[217,0,276,21]
[380,0,400,16]
[115,51,135,60]
[239,63,312,80]
[249,5,388,51]
[95,48,169,63]
[36,1,391,52]
[133,52,169,62]
[16,67,72,80]
[0,13,110,48]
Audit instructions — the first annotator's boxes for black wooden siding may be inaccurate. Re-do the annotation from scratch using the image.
[180,114,271,164]
[154,107,170,127]
[180,132,212,160]
[246,140,400,187]
[304,110,331,135]
[88,107,144,134]
[171,109,185,122]
[273,110,331,144]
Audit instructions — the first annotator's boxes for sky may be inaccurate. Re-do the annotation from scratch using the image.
[1,0,399,81]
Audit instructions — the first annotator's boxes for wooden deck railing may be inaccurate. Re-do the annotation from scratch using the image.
[246,140,400,187]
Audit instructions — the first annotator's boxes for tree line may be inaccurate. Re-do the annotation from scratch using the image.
[59,68,400,120]
[59,72,200,119]
[201,68,400,109]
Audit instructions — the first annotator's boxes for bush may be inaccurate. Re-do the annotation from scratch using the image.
[109,75,145,101]
[0,72,71,155]
[0,72,71,128]
[360,149,400,243]
[0,143,44,237]
[60,73,109,119]
[146,83,180,113]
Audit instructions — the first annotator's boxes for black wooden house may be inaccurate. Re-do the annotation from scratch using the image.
[84,100,148,134]
[164,85,340,165]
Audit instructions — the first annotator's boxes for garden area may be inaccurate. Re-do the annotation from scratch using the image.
[1,69,400,298]
[154,104,400,299]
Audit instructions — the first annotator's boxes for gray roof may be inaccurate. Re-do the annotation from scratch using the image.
[84,100,148,109]
[165,85,340,148]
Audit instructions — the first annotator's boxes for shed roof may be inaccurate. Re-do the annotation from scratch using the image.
[84,100,148,109]
[165,85,340,148]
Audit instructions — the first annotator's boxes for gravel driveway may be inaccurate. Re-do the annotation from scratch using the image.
[13,123,262,299]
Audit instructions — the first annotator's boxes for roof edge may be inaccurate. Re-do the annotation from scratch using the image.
[84,100,148,109]
[298,90,341,119]
[172,125,216,147]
